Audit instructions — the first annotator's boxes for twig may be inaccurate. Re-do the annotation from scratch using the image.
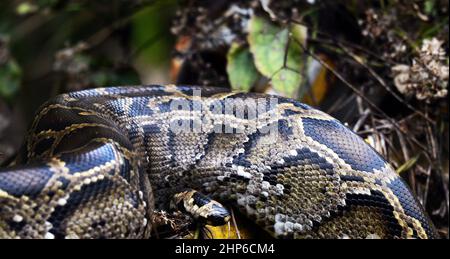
[352,108,370,132]
[290,18,396,65]
[423,166,432,208]
[230,207,241,239]
[294,37,430,153]
[396,129,416,195]
[326,94,355,114]
[371,116,388,157]
[337,42,435,125]
[378,129,403,162]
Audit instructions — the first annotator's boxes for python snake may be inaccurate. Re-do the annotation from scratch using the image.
[0,85,437,239]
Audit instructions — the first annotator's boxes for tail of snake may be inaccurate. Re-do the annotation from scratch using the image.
[0,85,437,239]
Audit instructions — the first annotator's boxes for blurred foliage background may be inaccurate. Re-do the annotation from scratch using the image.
[0,0,448,238]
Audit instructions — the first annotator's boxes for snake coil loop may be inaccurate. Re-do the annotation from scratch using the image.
[0,85,437,239]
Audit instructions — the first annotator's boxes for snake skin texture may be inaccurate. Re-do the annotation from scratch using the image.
[0,85,437,239]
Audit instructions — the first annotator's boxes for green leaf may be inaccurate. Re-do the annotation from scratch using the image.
[291,23,308,48]
[247,15,305,98]
[0,60,22,98]
[247,15,287,76]
[16,2,38,15]
[272,69,302,97]
[424,0,435,15]
[226,43,260,92]
[131,1,176,65]
[396,155,420,175]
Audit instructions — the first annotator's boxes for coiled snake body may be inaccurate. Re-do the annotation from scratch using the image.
[0,85,437,239]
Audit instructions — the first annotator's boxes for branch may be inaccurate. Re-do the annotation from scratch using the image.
[294,37,430,153]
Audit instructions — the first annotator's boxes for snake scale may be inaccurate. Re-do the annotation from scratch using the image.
[0,85,438,239]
